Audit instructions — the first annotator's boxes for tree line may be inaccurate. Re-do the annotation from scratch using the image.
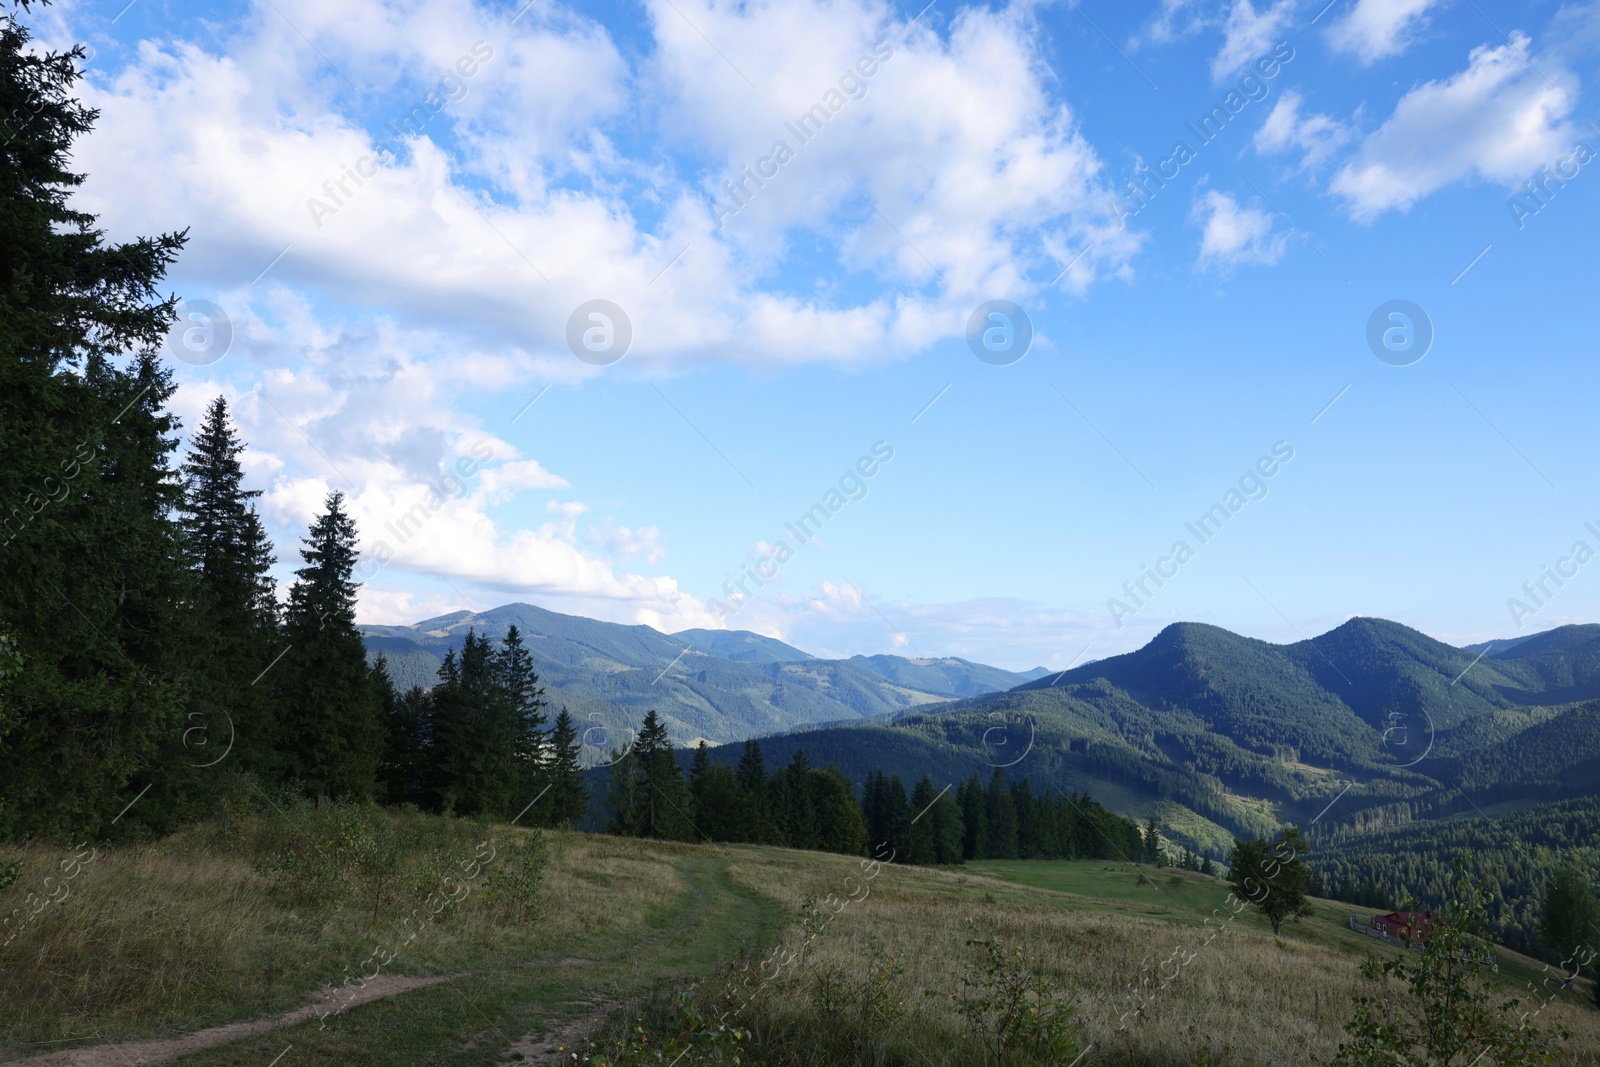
[604,719,1155,867]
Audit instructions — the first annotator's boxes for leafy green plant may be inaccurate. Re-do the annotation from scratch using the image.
[578,984,750,1066]
[955,920,1080,1066]
[1333,864,1571,1066]
[482,830,548,924]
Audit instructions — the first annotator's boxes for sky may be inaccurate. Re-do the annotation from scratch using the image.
[39,0,1600,670]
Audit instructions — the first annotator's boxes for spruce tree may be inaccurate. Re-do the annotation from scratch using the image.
[985,768,1019,859]
[493,625,548,815]
[432,630,516,816]
[735,738,774,843]
[544,707,588,827]
[0,6,190,838]
[276,491,380,799]
[611,710,691,839]
[178,396,280,779]
[961,775,988,861]
[906,776,939,865]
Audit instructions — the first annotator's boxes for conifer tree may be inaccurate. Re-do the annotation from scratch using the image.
[276,491,380,799]
[0,6,190,837]
[985,768,1019,859]
[960,775,988,861]
[493,625,548,813]
[431,630,517,816]
[544,707,588,827]
[610,710,691,839]
[177,396,279,778]
[906,776,939,865]
[735,738,774,843]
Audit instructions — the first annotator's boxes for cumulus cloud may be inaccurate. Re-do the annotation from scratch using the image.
[1253,90,1352,168]
[66,0,1150,631]
[1327,0,1444,63]
[1192,189,1290,268]
[1330,33,1579,219]
[1211,0,1296,80]
[72,0,1135,375]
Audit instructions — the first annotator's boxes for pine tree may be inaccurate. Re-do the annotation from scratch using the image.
[906,776,939,865]
[960,775,988,861]
[735,738,774,843]
[493,625,548,815]
[544,707,588,827]
[610,710,691,840]
[0,7,190,837]
[931,788,966,865]
[376,655,432,807]
[275,491,381,800]
[1144,815,1164,866]
[431,630,517,816]
[177,396,280,779]
[773,749,817,849]
[985,768,1019,859]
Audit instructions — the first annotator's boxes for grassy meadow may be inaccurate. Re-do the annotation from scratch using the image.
[1,813,1596,1066]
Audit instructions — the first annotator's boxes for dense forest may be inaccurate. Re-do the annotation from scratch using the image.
[603,721,1153,866]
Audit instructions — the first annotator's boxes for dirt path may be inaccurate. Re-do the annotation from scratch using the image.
[5,856,782,1067]
[0,975,448,1067]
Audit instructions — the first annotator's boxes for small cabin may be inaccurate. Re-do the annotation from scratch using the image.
[1373,911,1433,942]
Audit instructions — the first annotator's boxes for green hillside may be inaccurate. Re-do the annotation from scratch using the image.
[360,602,1045,746]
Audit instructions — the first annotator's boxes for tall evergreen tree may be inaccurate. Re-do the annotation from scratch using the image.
[431,630,516,816]
[735,738,774,843]
[960,775,988,861]
[375,655,432,808]
[0,6,190,837]
[275,491,380,799]
[493,625,548,813]
[177,396,279,778]
[544,707,588,827]
[931,788,966,865]
[906,776,939,865]
[610,710,691,840]
[985,768,1019,859]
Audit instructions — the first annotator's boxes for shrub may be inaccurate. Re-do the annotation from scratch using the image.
[955,920,1080,1066]
[482,831,549,925]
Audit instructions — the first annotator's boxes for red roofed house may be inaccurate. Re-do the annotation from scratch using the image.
[1373,911,1434,942]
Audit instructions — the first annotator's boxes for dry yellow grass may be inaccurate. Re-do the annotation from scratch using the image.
[4,825,1597,1067]
[706,849,1600,1067]
[0,822,693,1056]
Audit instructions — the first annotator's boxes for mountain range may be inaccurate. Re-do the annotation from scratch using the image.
[360,602,1049,749]
[364,603,1600,923]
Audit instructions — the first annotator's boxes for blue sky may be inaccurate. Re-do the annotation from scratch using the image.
[47,0,1600,669]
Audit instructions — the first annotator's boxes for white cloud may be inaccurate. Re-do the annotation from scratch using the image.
[1211,0,1296,80]
[1192,189,1290,268]
[71,0,1134,376]
[1327,0,1444,63]
[1330,33,1579,219]
[1253,90,1352,168]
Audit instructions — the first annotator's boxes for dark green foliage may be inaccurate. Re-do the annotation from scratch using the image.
[609,710,693,840]
[1228,826,1313,936]
[176,396,279,779]
[1538,867,1600,964]
[735,738,776,843]
[986,769,1019,859]
[1334,866,1570,1066]
[955,921,1081,1066]
[1314,797,1600,952]
[544,708,588,827]
[275,492,381,800]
